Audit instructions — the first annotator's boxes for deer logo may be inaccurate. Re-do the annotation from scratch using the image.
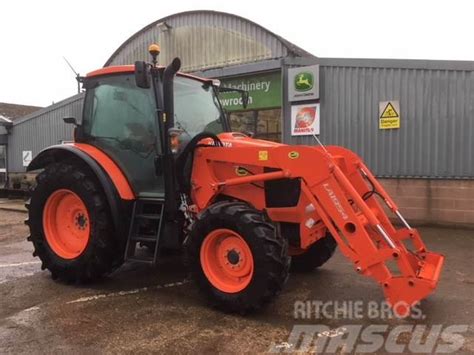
[294,72,313,92]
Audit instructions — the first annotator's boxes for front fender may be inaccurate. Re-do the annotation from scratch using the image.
[27,144,135,241]
[28,143,134,200]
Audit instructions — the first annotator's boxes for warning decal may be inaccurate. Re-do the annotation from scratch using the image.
[379,100,400,129]
[258,150,268,161]
[380,102,399,118]
[22,150,32,167]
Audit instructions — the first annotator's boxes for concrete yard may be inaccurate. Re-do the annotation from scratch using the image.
[0,208,473,354]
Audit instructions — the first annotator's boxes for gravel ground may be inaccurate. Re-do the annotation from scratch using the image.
[0,209,473,354]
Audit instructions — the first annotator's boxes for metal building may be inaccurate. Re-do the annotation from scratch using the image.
[5,10,315,177]
[285,58,474,179]
[6,94,83,176]
[3,10,473,224]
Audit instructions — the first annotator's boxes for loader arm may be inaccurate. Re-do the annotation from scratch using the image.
[190,134,444,314]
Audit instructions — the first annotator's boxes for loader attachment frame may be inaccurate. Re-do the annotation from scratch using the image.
[191,139,444,314]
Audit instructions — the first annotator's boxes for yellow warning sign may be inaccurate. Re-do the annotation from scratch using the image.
[380,102,399,118]
[379,100,400,129]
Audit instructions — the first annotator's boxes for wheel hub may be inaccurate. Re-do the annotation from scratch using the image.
[43,189,90,259]
[227,249,240,265]
[200,228,254,293]
[75,213,88,230]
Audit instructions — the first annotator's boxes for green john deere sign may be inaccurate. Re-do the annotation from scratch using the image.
[288,65,320,102]
[218,71,281,112]
[294,72,314,92]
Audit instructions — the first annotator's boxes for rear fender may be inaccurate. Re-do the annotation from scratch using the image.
[27,144,135,241]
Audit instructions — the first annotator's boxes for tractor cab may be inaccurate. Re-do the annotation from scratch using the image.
[78,62,229,198]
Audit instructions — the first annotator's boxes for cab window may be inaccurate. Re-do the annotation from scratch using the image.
[82,74,162,195]
[83,74,157,151]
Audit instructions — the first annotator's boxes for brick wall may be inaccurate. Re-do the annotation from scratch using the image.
[380,178,474,227]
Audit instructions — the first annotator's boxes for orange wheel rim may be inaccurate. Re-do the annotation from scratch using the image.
[43,189,90,259]
[200,228,254,293]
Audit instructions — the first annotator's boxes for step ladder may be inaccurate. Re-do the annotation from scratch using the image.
[124,198,165,265]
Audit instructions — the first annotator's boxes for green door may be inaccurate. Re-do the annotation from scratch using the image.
[82,74,163,198]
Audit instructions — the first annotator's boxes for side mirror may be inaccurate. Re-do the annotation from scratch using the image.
[134,61,150,88]
[169,127,184,137]
[169,127,184,154]
[63,117,78,126]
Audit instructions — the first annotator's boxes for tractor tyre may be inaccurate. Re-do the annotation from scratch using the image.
[186,201,290,313]
[26,162,122,283]
[291,233,337,272]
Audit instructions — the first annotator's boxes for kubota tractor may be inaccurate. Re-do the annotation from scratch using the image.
[26,44,444,314]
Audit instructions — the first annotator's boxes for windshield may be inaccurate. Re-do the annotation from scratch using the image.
[174,76,226,137]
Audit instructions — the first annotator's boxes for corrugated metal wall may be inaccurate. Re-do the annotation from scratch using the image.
[285,59,474,179]
[7,94,83,172]
[8,58,474,178]
[106,11,301,72]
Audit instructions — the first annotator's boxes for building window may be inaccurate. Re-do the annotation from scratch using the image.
[229,108,281,142]
[219,70,282,142]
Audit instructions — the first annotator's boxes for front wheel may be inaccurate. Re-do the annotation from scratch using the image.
[186,202,290,313]
[26,162,122,282]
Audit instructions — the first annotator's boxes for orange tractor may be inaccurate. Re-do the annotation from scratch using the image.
[26,45,443,314]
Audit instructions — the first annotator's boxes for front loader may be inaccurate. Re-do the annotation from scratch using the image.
[26,44,443,314]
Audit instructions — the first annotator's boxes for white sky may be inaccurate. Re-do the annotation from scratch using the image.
[1,0,474,107]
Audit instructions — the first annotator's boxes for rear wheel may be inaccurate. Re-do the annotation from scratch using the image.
[186,202,290,313]
[26,162,122,282]
[291,233,337,272]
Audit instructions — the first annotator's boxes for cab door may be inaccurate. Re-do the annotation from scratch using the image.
[82,74,163,197]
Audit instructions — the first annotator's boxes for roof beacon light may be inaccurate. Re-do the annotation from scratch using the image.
[148,44,161,66]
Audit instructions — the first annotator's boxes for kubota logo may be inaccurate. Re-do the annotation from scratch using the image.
[235,167,249,176]
[288,151,300,159]
[294,72,313,92]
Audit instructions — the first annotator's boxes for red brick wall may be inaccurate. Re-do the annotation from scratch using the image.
[379,178,474,227]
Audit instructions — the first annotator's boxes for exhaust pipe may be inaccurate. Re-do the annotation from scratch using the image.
[162,58,181,219]
[163,57,181,131]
